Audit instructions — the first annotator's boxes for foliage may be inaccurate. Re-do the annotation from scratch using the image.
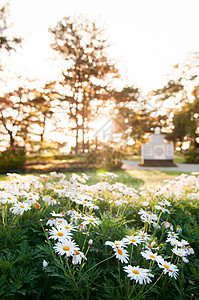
[0,147,26,171]
[183,148,199,163]
[85,146,123,170]
[112,86,167,147]
[49,15,119,154]
[0,171,198,299]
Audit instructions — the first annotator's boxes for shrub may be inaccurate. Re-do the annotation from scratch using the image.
[0,147,26,171]
[183,148,199,163]
[86,146,123,170]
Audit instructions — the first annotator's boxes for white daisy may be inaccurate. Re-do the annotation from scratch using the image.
[172,247,188,257]
[105,240,127,249]
[176,225,182,233]
[124,265,154,284]
[82,216,101,227]
[53,239,79,257]
[141,250,163,262]
[114,247,129,263]
[158,260,179,279]
[167,231,179,239]
[49,226,72,241]
[10,202,31,215]
[46,217,56,227]
[43,195,56,205]
[122,235,142,246]
[72,250,87,265]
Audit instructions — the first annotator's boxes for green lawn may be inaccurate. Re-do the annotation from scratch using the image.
[0,169,186,190]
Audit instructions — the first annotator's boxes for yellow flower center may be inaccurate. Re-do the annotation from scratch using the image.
[177,253,182,256]
[130,239,136,243]
[89,219,94,222]
[141,234,145,237]
[20,205,25,208]
[147,245,153,249]
[115,242,120,246]
[74,250,80,255]
[83,201,87,204]
[132,270,139,274]
[76,215,80,217]
[147,211,152,214]
[7,197,11,200]
[117,249,123,255]
[149,255,156,259]
[57,232,64,236]
[163,264,169,269]
[171,232,174,236]
[50,218,54,221]
[65,226,70,229]
[177,225,181,228]
[58,220,62,223]
[63,246,70,251]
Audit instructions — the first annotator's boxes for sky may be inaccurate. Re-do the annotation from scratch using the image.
[6,0,199,93]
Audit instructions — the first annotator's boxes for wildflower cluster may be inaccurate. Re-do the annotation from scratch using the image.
[0,171,198,299]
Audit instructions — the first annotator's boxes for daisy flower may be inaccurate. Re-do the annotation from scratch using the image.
[141,250,163,262]
[0,192,18,204]
[49,226,72,241]
[176,225,182,233]
[70,213,82,224]
[50,211,65,218]
[158,260,179,279]
[105,240,127,249]
[59,221,77,233]
[10,202,31,215]
[54,218,66,226]
[162,221,174,231]
[122,235,142,246]
[53,239,79,257]
[43,195,56,205]
[72,250,87,265]
[172,247,188,257]
[167,231,179,239]
[138,209,158,222]
[166,237,182,247]
[186,245,195,255]
[82,216,101,227]
[124,265,154,284]
[137,231,151,242]
[114,247,129,263]
[46,218,56,227]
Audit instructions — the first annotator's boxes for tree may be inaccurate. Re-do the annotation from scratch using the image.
[0,87,29,148]
[112,86,167,150]
[0,2,21,68]
[49,15,119,154]
[166,94,199,150]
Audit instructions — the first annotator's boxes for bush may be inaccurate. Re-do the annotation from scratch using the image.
[183,148,199,163]
[0,147,26,171]
[86,146,123,170]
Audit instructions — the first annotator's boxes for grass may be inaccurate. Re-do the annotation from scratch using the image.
[0,169,188,191]
[126,170,188,189]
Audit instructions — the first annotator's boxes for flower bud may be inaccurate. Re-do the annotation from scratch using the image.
[88,239,93,246]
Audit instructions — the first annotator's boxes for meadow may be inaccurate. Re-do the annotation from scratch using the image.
[0,170,198,299]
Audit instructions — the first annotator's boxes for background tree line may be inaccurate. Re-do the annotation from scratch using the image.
[0,2,198,159]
